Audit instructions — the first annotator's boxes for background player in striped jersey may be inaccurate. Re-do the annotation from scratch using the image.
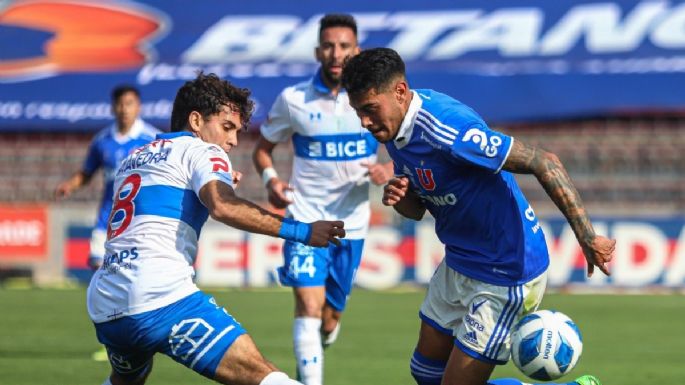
[342,48,613,385]
[88,73,344,385]
[55,85,160,361]
[253,14,392,385]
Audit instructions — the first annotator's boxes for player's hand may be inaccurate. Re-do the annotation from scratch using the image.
[87,257,103,271]
[54,181,73,200]
[231,170,243,189]
[308,220,345,247]
[382,177,409,206]
[362,162,393,185]
[580,235,615,277]
[267,178,293,209]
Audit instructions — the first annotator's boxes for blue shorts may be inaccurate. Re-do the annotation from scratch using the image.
[278,239,364,312]
[93,291,246,380]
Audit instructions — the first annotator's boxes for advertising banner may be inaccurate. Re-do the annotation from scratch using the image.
[0,204,48,261]
[2,0,684,131]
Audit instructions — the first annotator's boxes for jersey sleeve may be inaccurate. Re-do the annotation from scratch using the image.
[187,144,234,197]
[82,139,102,176]
[450,122,513,173]
[260,91,294,143]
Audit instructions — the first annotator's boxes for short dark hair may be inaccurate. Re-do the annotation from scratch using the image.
[111,85,140,103]
[170,72,254,132]
[341,47,406,97]
[319,13,357,41]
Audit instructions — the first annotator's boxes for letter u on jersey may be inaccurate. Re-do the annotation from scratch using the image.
[415,168,436,191]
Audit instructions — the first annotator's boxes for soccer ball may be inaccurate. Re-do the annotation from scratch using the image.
[510,310,583,381]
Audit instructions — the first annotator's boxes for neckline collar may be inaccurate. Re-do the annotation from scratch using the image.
[394,90,422,149]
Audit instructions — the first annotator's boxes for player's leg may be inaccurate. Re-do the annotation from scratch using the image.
[93,317,155,385]
[410,260,457,385]
[411,321,453,384]
[321,239,364,346]
[320,304,341,347]
[150,291,303,385]
[213,333,303,385]
[277,241,330,385]
[89,227,109,362]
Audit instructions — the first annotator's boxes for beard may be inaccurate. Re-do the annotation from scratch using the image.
[320,66,342,87]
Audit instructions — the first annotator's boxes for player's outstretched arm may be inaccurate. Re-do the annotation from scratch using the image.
[252,135,293,208]
[502,139,615,277]
[383,176,426,221]
[54,171,92,200]
[200,180,344,247]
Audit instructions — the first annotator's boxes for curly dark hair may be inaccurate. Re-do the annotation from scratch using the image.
[341,47,405,98]
[111,85,140,103]
[170,72,254,132]
[319,13,357,42]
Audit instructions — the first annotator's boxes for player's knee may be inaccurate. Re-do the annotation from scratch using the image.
[409,349,446,385]
[294,295,324,318]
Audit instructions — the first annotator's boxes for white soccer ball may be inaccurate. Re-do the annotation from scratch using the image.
[510,310,583,381]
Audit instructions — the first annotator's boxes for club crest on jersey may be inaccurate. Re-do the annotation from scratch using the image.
[415,168,436,191]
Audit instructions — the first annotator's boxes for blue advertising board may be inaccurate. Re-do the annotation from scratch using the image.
[1,0,684,131]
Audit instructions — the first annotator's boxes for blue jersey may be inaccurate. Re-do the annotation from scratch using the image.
[386,89,548,285]
[83,119,159,230]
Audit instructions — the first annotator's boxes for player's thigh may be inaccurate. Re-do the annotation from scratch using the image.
[278,240,330,287]
[441,345,496,385]
[155,291,247,379]
[453,271,548,365]
[416,320,455,361]
[324,239,364,312]
[213,334,277,385]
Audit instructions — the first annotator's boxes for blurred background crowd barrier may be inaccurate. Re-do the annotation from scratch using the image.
[0,0,683,289]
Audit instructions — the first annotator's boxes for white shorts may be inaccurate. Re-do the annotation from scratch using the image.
[419,260,547,365]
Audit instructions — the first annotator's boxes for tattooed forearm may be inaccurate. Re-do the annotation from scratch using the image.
[503,140,595,244]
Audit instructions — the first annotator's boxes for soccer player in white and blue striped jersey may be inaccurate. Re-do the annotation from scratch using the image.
[342,48,614,385]
[87,73,345,385]
[253,15,392,385]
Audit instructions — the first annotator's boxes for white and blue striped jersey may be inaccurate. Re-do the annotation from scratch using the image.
[87,132,234,323]
[83,119,160,230]
[386,90,549,285]
[260,71,378,239]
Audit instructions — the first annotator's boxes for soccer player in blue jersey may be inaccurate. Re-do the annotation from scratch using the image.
[342,48,614,385]
[88,73,345,385]
[253,15,392,385]
[55,85,160,362]
[55,85,160,270]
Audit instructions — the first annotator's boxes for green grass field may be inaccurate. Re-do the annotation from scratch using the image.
[0,287,683,385]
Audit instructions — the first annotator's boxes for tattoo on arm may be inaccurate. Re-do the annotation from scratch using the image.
[503,140,595,244]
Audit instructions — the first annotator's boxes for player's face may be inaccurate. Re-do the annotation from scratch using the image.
[193,104,242,153]
[349,81,409,143]
[112,91,141,130]
[316,26,359,86]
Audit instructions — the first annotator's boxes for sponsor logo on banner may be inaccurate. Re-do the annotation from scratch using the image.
[191,218,685,289]
[0,205,48,260]
[0,0,166,81]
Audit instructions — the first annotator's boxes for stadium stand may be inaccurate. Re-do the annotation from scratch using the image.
[1,117,683,216]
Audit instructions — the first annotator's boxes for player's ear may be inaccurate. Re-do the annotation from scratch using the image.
[394,80,408,103]
[188,111,203,134]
